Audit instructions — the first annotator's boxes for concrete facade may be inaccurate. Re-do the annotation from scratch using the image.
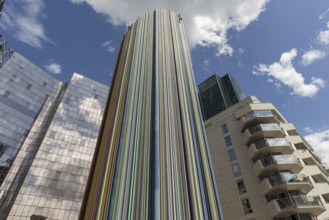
[204,96,329,220]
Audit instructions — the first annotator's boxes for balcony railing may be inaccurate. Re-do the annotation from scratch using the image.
[242,110,274,122]
[276,196,323,210]
[268,195,325,217]
[267,173,310,187]
[260,155,300,167]
[249,123,281,135]
[254,138,289,150]
[260,173,313,195]
[248,138,293,160]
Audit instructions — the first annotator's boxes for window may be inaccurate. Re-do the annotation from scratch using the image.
[241,198,253,214]
[232,163,241,177]
[49,131,56,139]
[54,171,61,180]
[221,123,228,134]
[0,142,6,157]
[64,97,70,104]
[225,135,232,146]
[4,91,10,97]
[228,149,237,161]
[237,180,247,194]
[10,74,17,81]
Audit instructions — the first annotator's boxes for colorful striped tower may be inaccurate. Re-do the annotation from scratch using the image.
[80,9,222,220]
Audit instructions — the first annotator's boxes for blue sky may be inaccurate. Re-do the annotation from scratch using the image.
[1,0,329,164]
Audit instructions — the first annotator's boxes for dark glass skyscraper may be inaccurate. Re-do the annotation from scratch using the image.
[80,9,222,220]
[198,74,245,120]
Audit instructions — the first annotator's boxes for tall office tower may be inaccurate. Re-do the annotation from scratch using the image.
[0,52,109,219]
[80,9,222,220]
[202,95,329,220]
[0,0,5,17]
[0,52,62,189]
[198,73,245,121]
[0,34,13,68]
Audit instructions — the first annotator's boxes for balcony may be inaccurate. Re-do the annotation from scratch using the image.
[243,123,285,144]
[260,173,313,196]
[312,172,329,183]
[267,196,325,218]
[240,110,279,131]
[248,138,293,160]
[254,155,303,177]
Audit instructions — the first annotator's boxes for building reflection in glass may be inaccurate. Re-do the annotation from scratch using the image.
[0,54,109,220]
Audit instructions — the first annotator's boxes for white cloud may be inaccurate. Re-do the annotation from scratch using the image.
[68,0,269,56]
[303,127,314,133]
[102,40,116,53]
[46,63,62,74]
[305,129,329,166]
[79,97,102,123]
[319,8,329,20]
[0,0,52,49]
[301,49,326,66]
[203,59,210,67]
[253,48,325,98]
[267,78,281,89]
[198,60,211,74]
[317,22,329,45]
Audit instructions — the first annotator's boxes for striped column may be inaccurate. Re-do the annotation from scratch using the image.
[80,9,222,220]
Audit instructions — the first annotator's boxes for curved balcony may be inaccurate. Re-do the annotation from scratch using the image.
[243,123,285,145]
[267,196,325,218]
[260,173,313,196]
[253,155,303,177]
[248,138,294,160]
[240,110,279,131]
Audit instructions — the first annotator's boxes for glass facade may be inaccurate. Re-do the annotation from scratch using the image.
[198,75,227,120]
[198,73,245,120]
[220,74,245,106]
[0,53,62,208]
[0,53,109,219]
[6,74,108,220]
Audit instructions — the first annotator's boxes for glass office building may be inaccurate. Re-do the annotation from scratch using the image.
[0,52,62,189]
[198,74,245,120]
[0,52,109,219]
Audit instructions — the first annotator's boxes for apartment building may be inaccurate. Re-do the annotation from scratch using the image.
[203,95,329,220]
